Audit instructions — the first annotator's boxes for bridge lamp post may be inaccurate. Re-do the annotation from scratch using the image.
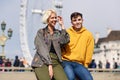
[0,21,13,59]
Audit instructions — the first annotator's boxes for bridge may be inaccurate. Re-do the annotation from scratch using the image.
[0,67,120,80]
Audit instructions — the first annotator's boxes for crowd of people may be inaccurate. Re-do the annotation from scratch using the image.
[0,55,29,72]
[89,59,120,69]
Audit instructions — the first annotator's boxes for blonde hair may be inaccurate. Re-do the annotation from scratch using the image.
[42,9,57,24]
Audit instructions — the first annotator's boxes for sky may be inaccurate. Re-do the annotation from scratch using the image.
[0,0,120,59]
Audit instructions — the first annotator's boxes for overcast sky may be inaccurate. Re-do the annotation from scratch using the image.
[0,0,120,59]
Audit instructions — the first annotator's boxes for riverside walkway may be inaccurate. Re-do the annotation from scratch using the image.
[0,67,120,80]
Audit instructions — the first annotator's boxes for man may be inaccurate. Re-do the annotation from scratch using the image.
[62,12,94,80]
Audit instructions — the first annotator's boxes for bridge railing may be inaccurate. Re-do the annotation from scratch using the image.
[89,68,120,80]
[0,67,120,80]
[0,67,33,72]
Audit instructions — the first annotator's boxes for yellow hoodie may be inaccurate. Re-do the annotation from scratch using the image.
[62,26,94,68]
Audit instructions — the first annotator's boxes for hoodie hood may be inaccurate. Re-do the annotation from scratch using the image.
[68,26,86,34]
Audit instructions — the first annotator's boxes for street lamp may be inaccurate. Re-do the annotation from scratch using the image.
[0,21,13,59]
[8,28,13,39]
[1,21,6,32]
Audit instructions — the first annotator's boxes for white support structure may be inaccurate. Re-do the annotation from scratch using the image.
[53,0,63,16]
[20,0,33,65]
[32,9,43,15]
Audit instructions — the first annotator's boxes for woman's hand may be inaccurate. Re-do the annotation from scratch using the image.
[48,65,53,79]
[57,16,65,29]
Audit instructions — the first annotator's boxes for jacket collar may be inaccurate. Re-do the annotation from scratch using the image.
[44,26,56,33]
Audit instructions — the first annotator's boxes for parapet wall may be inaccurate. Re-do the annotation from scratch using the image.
[0,67,120,80]
[89,69,120,80]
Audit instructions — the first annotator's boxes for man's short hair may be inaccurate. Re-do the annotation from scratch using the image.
[70,12,83,20]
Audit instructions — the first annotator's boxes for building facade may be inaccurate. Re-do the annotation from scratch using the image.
[93,30,120,68]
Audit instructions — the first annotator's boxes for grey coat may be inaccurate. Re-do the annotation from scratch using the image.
[31,27,70,67]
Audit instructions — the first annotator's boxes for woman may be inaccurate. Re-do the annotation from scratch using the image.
[31,9,69,80]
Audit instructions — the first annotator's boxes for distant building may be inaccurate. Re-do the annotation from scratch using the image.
[93,30,120,68]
